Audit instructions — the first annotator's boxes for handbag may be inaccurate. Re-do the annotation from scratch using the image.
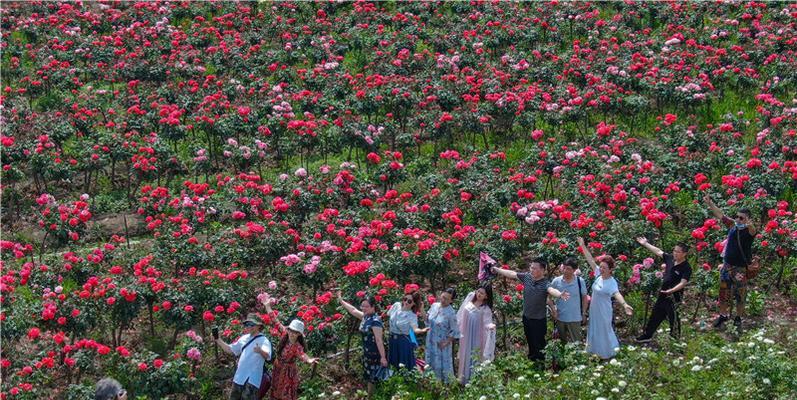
[408,329,418,346]
[745,257,761,280]
[735,230,760,280]
[256,369,271,400]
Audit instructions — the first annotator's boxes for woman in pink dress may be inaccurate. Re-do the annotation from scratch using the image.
[456,285,496,384]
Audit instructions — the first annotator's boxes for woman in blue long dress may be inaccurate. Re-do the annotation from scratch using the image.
[337,292,390,396]
[425,288,460,383]
[577,237,634,359]
[387,292,429,370]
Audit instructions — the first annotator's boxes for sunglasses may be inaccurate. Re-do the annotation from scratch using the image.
[736,214,747,220]
[243,322,256,327]
[403,298,414,304]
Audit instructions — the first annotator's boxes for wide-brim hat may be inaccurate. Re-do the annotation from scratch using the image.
[243,314,264,327]
[287,319,305,335]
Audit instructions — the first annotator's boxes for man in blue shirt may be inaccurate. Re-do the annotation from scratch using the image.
[550,257,588,343]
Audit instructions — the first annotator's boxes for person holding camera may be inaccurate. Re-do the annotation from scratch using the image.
[491,255,570,363]
[216,314,273,400]
[550,257,588,343]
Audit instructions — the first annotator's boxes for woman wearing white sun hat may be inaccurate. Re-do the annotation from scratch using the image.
[262,294,318,400]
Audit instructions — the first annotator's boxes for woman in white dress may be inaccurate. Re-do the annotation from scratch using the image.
[456,285,496,384]
[577,237,633,359]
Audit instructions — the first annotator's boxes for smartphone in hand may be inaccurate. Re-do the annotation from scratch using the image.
[212,326,219,340]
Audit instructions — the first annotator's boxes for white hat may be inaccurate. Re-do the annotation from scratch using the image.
[287,319,305,335]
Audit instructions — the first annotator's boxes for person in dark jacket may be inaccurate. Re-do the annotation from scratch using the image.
[704,194,757,331]
[635,238,692,342]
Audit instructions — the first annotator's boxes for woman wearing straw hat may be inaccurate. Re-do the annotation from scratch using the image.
[261,294,318,400]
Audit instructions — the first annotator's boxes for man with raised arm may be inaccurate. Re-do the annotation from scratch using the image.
[491,255,570,363]
[635,237,692,342]
[703,194,757,331]
[216,314,272,400]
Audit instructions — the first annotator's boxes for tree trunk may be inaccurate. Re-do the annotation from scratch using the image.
[148,300,155,336]
[169,327,180,349]
[690,292,706,323]
[642,291,652,334]
[343,322,352,369]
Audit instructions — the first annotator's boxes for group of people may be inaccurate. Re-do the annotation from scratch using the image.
[331,196,756,394]
[337,285,497,389]
[328,232,681,394]
[213,293,319,400]
[93,197,756,399]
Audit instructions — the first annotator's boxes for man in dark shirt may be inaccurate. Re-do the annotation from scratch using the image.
[492,256,570,363]
[704,194,757,331]
[635,238,692,342]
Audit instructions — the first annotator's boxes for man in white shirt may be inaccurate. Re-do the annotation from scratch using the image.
[216,314,272,400]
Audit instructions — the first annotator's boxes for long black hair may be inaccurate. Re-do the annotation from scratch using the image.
[276,327,306,360]
[443,287,457,301]
[475,283,493,310]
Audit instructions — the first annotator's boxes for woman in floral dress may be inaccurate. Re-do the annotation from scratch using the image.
[425,288,460,383]
[262,295,318,400]
[337,291,390,396]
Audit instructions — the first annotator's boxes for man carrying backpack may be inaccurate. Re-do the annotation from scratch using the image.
[549,257,588,343]
[217,314,273,400]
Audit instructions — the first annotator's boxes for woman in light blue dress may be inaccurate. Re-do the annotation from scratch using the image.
[577,237,634,359]
[425,288,460,383]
